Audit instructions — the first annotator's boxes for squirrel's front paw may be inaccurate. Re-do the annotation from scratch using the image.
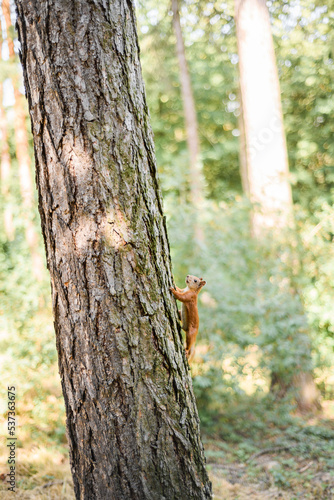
[169,287,175,292]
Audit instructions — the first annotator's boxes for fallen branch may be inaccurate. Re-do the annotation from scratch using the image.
[299,461,313,473]
[42,479,65,488]
[208,463,245,470]
[31,479,66,489]
[247,444,298,463]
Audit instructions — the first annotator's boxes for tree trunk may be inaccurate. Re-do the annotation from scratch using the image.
[0,5,14,241]
[0,82,14,241]
[14,1,212,499]
[234,0,320,412]
[3,0,44,277]
[270,372,321,413]
[14,86,45,278]
[237,89,249,197]
[171,0,203,241]
[234,0,293,234]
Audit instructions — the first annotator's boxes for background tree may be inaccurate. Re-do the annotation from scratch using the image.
[0,2,14,241]
[137,0,334,211]
[171,0,203,208]
[234,0,321,411]
[0,67,14,241]
[2,1,334,497]
[137,0,240,202]
[2,0,43,278]
[14,0,211,498]
[234,0,293,233]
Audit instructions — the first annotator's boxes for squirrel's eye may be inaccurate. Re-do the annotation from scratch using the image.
[194,280,197,283]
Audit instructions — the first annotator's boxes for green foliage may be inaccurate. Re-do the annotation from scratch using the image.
[138,0,241,200]
[138,0,334,210]
[136,0,334,433]
[271,0,334,211]
[0,98,63,450]
[0,2,334,486]
[0,224,65,445]
[165,198,324,428]
[297,202,334,390]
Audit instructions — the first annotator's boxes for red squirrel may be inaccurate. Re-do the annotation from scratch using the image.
[170,275,206,362]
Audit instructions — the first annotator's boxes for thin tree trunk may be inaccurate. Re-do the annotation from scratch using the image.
[0,76,14,240]
[15,1,212,498]
[234,0,293,234]
[171,0,203,241]
[237,89,249,197]
[3,0,44,277]
[0,11,14,240]
[14,86,45,277]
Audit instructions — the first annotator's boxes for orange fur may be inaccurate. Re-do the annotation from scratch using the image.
[170,275,206,362]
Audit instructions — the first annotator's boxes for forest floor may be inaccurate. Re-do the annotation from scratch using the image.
[205,400,334,499]
[1,401,334,499]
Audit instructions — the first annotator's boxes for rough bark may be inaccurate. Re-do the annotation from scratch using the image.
[171,0,203,241]
[3,0,44,276]
[14,0,212,499]
[234,0,293,234]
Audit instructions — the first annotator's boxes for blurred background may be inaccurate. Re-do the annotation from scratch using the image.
[1,0,334,498]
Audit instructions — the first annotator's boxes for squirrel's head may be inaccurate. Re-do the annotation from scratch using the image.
[185,275,206,292]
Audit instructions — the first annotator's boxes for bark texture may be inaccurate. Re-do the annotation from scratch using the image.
[14,0,211,499]
[234,0,293,234]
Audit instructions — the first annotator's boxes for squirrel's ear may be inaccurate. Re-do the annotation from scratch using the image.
[200,277,203,280]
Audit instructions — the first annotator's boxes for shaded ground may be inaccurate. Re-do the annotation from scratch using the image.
[207,442,334,499]
[1,403,334,499]
[205,400,334,499]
